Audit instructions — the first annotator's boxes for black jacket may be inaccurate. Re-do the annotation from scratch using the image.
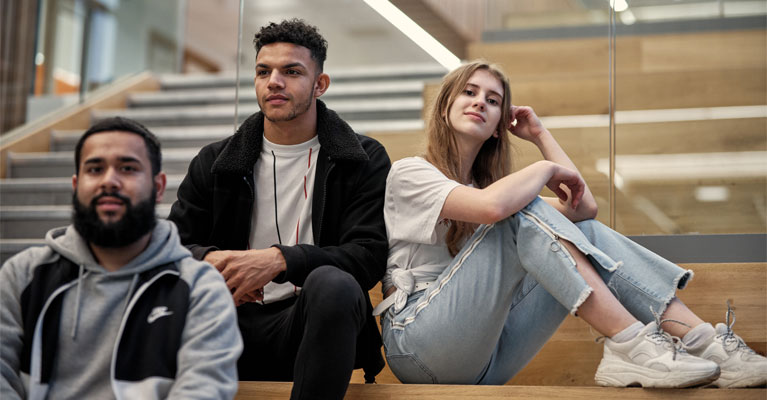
[167,99,390,380]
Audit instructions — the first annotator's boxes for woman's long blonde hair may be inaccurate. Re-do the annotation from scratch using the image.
[424,61,514,256]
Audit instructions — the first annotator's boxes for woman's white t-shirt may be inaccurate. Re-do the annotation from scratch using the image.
[382,157,462,295]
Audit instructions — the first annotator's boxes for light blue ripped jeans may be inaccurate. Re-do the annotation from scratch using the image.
[381,197,693,385]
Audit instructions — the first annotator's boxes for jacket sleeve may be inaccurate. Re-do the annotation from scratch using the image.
[167,148,220,261]
[167,261,243,400]
[0,252,38,400]
[274,140,391,291]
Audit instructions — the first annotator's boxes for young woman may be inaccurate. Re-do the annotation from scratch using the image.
[374,61,766,388]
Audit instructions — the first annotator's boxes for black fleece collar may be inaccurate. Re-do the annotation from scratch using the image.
[211,99,368,175]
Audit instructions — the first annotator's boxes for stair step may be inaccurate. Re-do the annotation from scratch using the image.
[129,80,426,108]
[0,239,45,263]
[6,149,198,178]
[0,205,172,239]
[0,176,183,206]
[158,64,446,90]
[91,97,423,127]
[50,120,424,151]
[236,381,766,399]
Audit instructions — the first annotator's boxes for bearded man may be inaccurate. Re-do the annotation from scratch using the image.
[0,117,243,399]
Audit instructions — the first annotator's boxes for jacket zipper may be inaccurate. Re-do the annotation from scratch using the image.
[243,175,255,248]
[110,269,180,398]
[316,161,334,244]
[29,279,80,399]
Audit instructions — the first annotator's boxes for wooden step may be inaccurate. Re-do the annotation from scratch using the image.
[354,263,766,386]
[467,30,766,116]
[235,381,766,399]
[470,30,766,77]
[90,98,423,127]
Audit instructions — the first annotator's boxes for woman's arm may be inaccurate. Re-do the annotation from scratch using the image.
[440,159,585,225]
[511,106,598,222]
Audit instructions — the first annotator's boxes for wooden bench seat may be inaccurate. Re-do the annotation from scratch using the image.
[236,381,767,399]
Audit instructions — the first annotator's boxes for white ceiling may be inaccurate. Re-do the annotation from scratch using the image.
[186,0,434,73]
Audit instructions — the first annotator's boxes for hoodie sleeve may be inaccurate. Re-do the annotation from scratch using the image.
[0,248,47,400]
[167,259,243,400]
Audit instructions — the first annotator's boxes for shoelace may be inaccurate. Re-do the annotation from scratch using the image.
[719,300,755,354]
[649,307,691,361]
[594,307,691,361]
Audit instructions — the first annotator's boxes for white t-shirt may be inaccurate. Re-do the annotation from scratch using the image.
[382,157,462,295]
[250,135,320,303]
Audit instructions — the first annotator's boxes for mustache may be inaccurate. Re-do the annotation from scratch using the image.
[90,191,132,207]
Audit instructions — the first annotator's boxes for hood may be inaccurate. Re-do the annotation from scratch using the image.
[45,219,191,276]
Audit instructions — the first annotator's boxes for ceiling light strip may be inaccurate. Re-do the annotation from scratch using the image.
[363,0,460,70]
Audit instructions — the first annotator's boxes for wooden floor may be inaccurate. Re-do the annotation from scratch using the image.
[236,382,767,399]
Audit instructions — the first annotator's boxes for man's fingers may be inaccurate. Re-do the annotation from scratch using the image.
[233,287,264,305]
[232,285,248,304]
[240,291,262,304]
[219,264,233,282]
[212,260,225,272]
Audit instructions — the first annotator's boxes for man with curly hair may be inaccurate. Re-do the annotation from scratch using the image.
[168,19,390,399]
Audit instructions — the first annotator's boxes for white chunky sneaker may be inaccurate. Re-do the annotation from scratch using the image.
[595,321,720,388]
[688,306,767,388]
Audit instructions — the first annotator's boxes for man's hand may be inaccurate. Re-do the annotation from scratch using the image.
[204,248,287,306]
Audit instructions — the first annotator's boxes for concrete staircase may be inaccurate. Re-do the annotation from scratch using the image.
[0,64,447,262]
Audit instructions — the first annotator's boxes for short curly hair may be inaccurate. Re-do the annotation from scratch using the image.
[254,18,328,72]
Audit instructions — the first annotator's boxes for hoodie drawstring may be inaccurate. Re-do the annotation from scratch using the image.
[124,274,139,315]
[70,267,139,340]
[70,264,85,339]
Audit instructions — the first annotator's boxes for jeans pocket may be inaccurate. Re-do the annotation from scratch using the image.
[386,353,438,384]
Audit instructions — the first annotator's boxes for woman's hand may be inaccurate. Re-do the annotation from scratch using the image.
[545,162,585,210]
[510,105,547,143]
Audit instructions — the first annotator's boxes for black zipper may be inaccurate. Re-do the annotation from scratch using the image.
[242,175,255,248]
[316,161,334,244]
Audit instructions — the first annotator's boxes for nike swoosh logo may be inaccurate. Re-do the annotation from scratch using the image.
[147,306,174,324]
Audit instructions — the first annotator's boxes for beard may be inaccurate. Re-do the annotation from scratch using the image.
[261,91,313,122]
[72,190,157,248]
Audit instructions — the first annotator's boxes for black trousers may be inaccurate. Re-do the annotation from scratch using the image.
[236,266,367,400]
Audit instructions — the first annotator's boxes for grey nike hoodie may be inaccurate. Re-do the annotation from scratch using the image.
[0,220,243,400]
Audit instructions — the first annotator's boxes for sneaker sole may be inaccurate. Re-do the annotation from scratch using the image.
[710,375,767,388]
[594,360,721,388]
